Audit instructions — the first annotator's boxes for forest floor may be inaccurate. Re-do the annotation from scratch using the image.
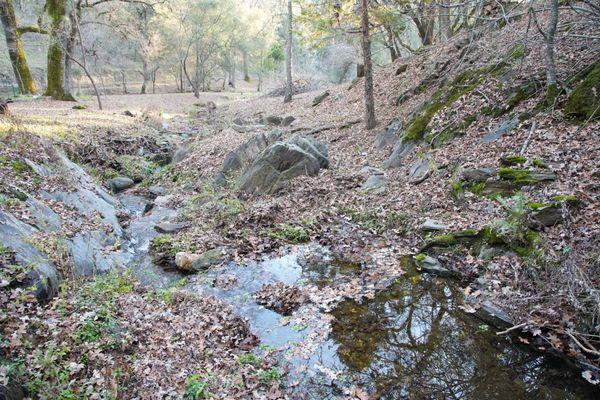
[1,7,600,400]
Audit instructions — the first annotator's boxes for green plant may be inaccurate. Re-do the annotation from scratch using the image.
[185,374,210,399]
[270,224,309,243]
[258,367,281,384]
[236,353,261,365]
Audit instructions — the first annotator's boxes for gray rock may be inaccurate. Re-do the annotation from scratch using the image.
[529,206,563,228]
[481,116,519,143]
[282,116,296,126]
[172,144,192,163]
[461,168,496,182]
[191,247,227,272]
[237,139,325,196]
[420,218,448,231]
[154,221,190,234]
[107,177,134,193]
[374,119,401,150]
[287,136,329,168]
[266,115,283,125]
[221,131,283,177]
[408,154,432,184]
[148,185,167,196]
[416,256,453,277]
[68,231,119,276]
[312,91,330,106]
[474,301,514,330]
[359,166,384,177]
[0,210,60,302]
[123,110,135,117]
[384,141,415,169]
[361,175,388,194]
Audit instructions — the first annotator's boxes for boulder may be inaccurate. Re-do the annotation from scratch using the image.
[420,218,448,231]
[221,131,283,177]
[148,185,167,196]
[529,206,563,228]
[237,139,326,196]
[408,154,432,184]
[361,174,388,194]
[175,252,201,271]
[107,177,134,193]
[312,91,330,107]
[191,247,227,272]
[384,141,415,169]
[374,119,402,150]
[359,166,384,178]
[474,301,514,330]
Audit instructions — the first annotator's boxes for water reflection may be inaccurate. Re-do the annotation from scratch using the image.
[330,266,597,399]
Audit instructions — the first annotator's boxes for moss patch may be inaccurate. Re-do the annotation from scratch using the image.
[565,60,600,121]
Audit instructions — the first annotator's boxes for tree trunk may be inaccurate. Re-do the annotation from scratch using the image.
[545,0,559,106]
[45,0,74,100]
[438,0,451,41]
[0,0,36,94]
[228,51,236,88]
[121,71,128,94]
[242,49,250,82]
[140,59,151,94]
[361,0,376,129]
[283,0,293,103]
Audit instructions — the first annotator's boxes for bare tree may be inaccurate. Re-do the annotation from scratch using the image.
[361,0,376,129]
[283,0,293,103]
[530,0,559,106]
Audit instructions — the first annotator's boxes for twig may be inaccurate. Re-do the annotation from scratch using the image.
[496,322,528,335]
[519,120,536,155]
[565,331,600,357]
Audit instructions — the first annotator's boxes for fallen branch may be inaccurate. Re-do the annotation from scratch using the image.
[496,322,528,335]
[292,118,362,135]
[520,120,537,155]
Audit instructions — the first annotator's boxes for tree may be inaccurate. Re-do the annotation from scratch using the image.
[45,0,75,100]
[361,0,376,129]
[283,0,293,103]
[0,0,36,94]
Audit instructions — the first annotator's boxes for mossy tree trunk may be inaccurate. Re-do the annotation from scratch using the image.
[0,0,36,95]
[45,0,74,100]
[544,0,559,106]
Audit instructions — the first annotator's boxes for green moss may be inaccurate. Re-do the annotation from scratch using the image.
[508,43,526,60]
[11,160,29,174]
[500,155,527,166]
[270,224,309,243]
[467,182,486,195]
[532,159,548,169]
[527,201,551,211]
[552,194,578,204]
[565,60,600,120]
[450,181,464,200]
[425,115,476,148]
[479,226,506,246]
[498,168,536,185]
[413,253,426,263]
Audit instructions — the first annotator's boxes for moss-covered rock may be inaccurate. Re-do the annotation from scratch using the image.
[565,60,600,121]
[498,167,555,186]
[500,155,527,166]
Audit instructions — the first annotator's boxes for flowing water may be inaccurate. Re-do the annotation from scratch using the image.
[118,194,598,399]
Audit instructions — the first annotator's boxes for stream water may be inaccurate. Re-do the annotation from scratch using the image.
[118,193,598,399]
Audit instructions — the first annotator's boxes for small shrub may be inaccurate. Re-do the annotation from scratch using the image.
[270,224,309,243]
[258,367,281,384]
[185,374,210,399]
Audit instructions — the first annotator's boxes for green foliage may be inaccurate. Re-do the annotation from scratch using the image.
[338,207,410,235]
[258,367,281,384]
[508,43,526,60]
[413,253,426,263]
[270,224,309,243]
[236,353,261,366]
[185,374,210,400]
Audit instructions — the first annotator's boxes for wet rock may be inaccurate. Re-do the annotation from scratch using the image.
[420,218,448,231]
[474,301,514,330]
[282,116,296,126]
[107,177,134,193]
[461,168,496,182]
[481,116,519,143]
[416,256,454,277]
[154,221,190,234]
[408,154,432,184]
[312,91,330,106]
[191,248,227,272]
[266,115,283,125]
[361,174,388,194]
[175,252,201,271]
[237,137,328,196]
[374,119,401,150]
[384,141,415,169]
